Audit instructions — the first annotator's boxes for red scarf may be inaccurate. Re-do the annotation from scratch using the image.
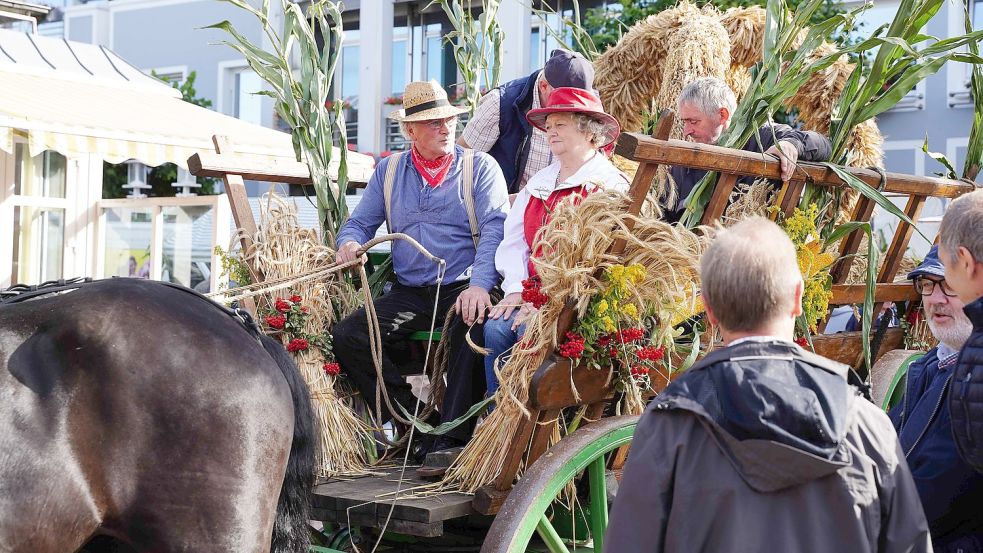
[410,146,454,188]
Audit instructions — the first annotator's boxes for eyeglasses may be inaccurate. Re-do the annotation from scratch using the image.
[417,117,458,130]
[913,277,957,297]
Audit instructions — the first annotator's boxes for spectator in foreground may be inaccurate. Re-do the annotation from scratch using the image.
[605,217,930,553]
[889,245,983,551]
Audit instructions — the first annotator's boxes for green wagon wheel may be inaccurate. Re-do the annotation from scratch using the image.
[481,415,639,553]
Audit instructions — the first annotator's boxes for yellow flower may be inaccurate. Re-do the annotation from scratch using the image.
[596,299,609,315]
[621,302,639,319]
[601,316,616,332]
[626,264,647,284]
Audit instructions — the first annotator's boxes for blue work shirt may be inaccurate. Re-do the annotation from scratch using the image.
[337,146,509,291]
[890,345,983,550]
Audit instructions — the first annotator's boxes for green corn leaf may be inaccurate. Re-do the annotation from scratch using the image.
[922,135,958,178]
[855,56,948,123]
[821,163,927,242]
[397,396,495,435]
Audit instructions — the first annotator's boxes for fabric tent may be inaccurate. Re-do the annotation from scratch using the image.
[0,29,299,168]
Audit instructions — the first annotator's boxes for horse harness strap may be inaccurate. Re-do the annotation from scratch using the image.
[1,277,259,342]
[383,149,480,249]
[0,277,92,305]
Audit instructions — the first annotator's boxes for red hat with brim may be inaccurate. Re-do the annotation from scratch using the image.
[525,87,621,148]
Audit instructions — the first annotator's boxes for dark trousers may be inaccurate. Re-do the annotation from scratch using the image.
[332,280,486,442]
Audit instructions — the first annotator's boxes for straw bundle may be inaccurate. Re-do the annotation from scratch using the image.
[719,6,766,68]
[595,2,705,132]
[244,195,372,478]
[726,64,754,103]
[441,191,709,493]
[786,42,852,134]
[723,179,776,224]
[654,9,731,140]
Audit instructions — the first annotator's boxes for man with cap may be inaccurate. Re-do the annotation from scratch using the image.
[333,80,509,454]
[888,245,983,551]
[458,48,595,194]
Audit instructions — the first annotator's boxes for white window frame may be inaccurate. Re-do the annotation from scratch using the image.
[844,0,927,112]
[144,65,188,86]
[95,195,231,292]
[217,60,270,127]
[947,0,977,108]
[2,137,74,287]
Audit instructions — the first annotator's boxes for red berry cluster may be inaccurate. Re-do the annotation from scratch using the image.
[265,314,287,329]
[559,332,586,359]
[521,277,549,309]
[615,327,645,344]
[323,362,341,376]
[637,346,665,362]
[275,299,292,313]
[630,365,649,377]
[794,337,808,347]
[286,338,309,352]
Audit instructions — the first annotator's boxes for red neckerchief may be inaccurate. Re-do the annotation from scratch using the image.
[410,146,454,188]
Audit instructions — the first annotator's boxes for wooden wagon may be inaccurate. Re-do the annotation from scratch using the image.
[189,114,976,552]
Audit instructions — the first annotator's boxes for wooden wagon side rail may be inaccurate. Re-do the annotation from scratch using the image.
[187,148,375,186]
[614,133,972,198]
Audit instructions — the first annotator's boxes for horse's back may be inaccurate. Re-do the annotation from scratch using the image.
[0,279,294,552]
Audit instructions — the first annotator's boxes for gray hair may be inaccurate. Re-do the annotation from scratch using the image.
[940,189,983,263]
[700,217,801,332]
[548,112,610,148]
[678,77,737,119]
[398,121,412,140]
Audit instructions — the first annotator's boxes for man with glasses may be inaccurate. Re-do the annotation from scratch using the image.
[889,245,983,551]
[334,80,509,456]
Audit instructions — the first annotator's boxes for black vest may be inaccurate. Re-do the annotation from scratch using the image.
[487,71,540,194]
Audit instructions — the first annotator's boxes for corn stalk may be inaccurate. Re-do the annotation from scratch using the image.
[429,0,504,115]
[531,0,600,62]
[208,0,350,248]
[963,0,983,181]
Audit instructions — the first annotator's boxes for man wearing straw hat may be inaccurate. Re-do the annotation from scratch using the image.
[668,76,832,222]
[333,80,509,453]
[605,217,929,553]
[458,48,595,194]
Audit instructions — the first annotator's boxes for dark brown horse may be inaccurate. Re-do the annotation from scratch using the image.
[0,278,314,553]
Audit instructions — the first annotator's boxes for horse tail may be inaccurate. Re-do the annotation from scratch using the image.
[259,334,315,553]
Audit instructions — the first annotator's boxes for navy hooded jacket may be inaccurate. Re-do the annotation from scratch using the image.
[890,346,983,551]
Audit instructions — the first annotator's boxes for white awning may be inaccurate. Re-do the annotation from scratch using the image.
[0,29,299,167]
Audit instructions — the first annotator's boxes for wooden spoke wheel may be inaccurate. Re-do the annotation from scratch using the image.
[481,415,639,553]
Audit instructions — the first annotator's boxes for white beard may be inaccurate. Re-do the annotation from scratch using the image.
[925,306,973,350]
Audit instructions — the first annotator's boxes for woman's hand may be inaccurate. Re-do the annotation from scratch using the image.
[489,292,537,331]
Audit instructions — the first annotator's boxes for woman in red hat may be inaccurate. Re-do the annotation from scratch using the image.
[483,87,628,394]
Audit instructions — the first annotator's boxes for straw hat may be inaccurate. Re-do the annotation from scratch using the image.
[526,87,621,147]
[387,80,468,122]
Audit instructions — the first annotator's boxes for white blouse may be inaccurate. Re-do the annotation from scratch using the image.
[495,153,630,295]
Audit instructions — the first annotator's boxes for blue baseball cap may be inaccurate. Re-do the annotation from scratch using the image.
[907,245,946,280]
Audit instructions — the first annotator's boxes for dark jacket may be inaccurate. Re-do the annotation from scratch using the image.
[666,123,833,222]
[486,71,539,194]
[951,297,983,475]
[890,346,983,552]
[605,339,931,553]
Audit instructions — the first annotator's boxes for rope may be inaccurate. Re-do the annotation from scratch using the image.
[206,233,439,304]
